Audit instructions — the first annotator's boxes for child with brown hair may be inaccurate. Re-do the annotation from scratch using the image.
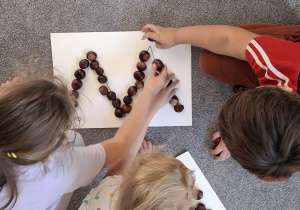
[0,64,179,209]
[141,23,300,182]
[79,140,202,210]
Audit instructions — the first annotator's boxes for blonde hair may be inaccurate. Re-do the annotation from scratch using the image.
[115,152,198,210]
[0,76,75,209]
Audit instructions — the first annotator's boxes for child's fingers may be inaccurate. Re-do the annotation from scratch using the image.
[146,140,152,150]
[214,151,230,161]
[149,63,157,76]
[212,131,221,141]
[159,64,168,78]
[209,144,224,155]
[141,24,159,33]
[167,88,178,101]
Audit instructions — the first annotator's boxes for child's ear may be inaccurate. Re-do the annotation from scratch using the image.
[41,155,52,163]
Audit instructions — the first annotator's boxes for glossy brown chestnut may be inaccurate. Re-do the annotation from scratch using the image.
[74,69,86,80]
[123,95,133,104]
[79,59,89,69]
[69,90,79,99]
[128,86,137,97]
[98,75,107,83]
[71,79,83,90]
[90,60,99,70]
[174,104,184,112]
[115,108,125,118]
[86,51,97,61]
[107,91,116,101]
[147,38,155,42]
[137,61,147,71]
[135,80,144,89]
[74,100,78,107]
[134,71,145,81]
[122,104,132,113]
[152,59,164,71]
[95,67,104,75]
[212,137,221,150]
[197,190,203,200]
[169,95,179,106]
[196,203,206,210]
[112,98,121,108]
[99,86,109,95]
[139,50,150,62]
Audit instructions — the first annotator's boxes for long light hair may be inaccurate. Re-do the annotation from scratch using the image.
[115,152,198,210]
[0,76,75,209]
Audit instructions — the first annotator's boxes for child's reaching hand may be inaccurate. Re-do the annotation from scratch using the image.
[209,131,231,161]
[141,24,178,49]
[143,63,179,114]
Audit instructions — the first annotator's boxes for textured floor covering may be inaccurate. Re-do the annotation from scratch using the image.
[1,1,300,209]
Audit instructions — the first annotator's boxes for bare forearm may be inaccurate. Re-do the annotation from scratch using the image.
[101,91,155,167]
[175,25,258,60]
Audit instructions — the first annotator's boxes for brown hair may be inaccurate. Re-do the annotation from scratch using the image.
[0,76,75,209]
[115,152,198,210]
[219,87,300,179]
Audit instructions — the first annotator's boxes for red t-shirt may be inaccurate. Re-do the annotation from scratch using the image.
[245,35,300,93]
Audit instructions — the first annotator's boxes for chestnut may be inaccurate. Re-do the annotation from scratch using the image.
[167,79,173,87]
[69,90,79,99]
[196,203,206,210]
[169,95,179,106]
[79,59,89,69]
[147,38,155,42]
[135,80,144,89]
[107,91,116,101]
[71,79,83,90]
[99,86,108,95]
[98,75,107,83]
[212,137,222,150]
[115,108,125,118]
[95,67,104,75]
[127,86,137,97]
[122,104,132,113]
[86,51,97,61]
[123,95,133,104]
[134,71,145,81]
[197,190,203,200]
[174,104,184,112]
[112,98,121,108]
[90,60,99,70]
[74,100,78,107]
[152,59,164,71]
[139,50,150,62]
[137,61,147,71]
[74,69,86,80]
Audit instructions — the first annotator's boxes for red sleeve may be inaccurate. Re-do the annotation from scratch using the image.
[245,35,300,93]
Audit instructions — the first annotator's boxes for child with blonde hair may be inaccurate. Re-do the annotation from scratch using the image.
[0,63,178,209]
[79,140,202,210]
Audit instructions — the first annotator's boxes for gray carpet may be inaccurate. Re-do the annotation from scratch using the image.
[1,0,300,209]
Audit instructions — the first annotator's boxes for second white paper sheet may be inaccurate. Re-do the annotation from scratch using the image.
[51,31,191,128]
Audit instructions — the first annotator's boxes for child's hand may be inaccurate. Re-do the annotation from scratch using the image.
[141,24,178,49]
[143,63,179,112]
[1,77,19,88]
[209,131,231,161]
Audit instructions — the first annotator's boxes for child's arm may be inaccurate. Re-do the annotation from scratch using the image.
[141,24,259,60]
[100,64,178,168]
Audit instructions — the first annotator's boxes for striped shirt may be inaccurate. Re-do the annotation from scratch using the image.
[245,36,300,94]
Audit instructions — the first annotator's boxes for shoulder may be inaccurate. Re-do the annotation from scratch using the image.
[79,175,123,210]
[245,35,300,93]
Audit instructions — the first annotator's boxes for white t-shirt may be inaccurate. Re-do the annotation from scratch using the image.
[79,175,123,210]
[0,144,106,210]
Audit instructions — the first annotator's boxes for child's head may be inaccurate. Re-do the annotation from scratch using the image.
[218,87,300,181]
[115,152,198,210]
[0,77,75,208]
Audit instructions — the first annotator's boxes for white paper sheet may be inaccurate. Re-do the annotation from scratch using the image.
[177,152,226,210]
[51,31,192,128]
